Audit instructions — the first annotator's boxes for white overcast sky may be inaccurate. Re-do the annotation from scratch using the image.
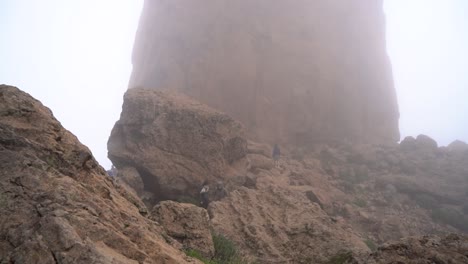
[1,1,467,169]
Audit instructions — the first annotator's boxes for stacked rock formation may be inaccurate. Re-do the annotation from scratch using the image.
[129,0,400,144]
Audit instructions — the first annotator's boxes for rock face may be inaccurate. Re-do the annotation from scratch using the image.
[0,85,199,263]
[151,201,214,258]
[364,234,468,264]
[105,87,468,262]
[108,89,247,202]
[129,0,400,144]
[209,185,369,263]
[206,138,468,262]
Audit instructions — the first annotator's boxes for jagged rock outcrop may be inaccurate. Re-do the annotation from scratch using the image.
[129,0,400,145]
[0,85,199,263]
[108,89,247,203]
[400,134,438,153]
[106,87,468,262]
[204,137,468,262]
[151,201,214,258]
[209,184,369,263]
[364,234,468,264]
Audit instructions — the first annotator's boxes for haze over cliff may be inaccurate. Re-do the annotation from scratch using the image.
[129,0,400,145]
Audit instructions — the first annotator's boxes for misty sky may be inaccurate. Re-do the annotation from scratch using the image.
[1,1,467,169]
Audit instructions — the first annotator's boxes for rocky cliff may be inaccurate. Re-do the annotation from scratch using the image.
[0,85,200,263]
[108,89,468,263]
[2,85,467,263]
[129,0,400,144]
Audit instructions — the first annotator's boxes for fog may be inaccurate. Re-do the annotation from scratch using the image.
[384,0,468,147]
[1,0,467,169]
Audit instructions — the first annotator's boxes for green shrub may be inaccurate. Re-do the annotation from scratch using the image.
[414,194,439,210]
[0,193,7,209]
[176,196,200,206]
[353,198,367,208]
[212,233,244,263]
[185,249,213,264]
[364,239,377,251]
[326,251,354,264]
[431,207,468,232]
[186,233,249,264]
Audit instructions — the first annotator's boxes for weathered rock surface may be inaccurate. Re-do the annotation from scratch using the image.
[363,234,468,264]
[108,89,247,202]
[151,201,214,258]
[209,184,369,263]
[0,85,199,263]
[106,87,468,262]
[205,138,468,262]
[129,0,400,145]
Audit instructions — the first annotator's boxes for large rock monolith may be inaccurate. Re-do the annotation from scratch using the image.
[129,0,400,145]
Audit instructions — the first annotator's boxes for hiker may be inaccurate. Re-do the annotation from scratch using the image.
[214,181,227,200]
[200,181,210,208]
[107,165,117,177]
[272,144,281,168]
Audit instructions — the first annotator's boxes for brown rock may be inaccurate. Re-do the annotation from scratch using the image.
[210,186,369,263]
[108,89,247,202]
[247,153,275,172]
[129,0,400,145]
[151,201,215,258]
[116,166,145,195]
[0,85,198,263]
[416,134,438,150]
[401,135,438,153]
[447,140,468,153]
[364,234,468,264]
[400,136,417,151]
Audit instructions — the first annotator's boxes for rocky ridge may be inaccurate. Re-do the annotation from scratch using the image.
[109,88,468,263]
[1,85,467,263]
[0,85,200,263]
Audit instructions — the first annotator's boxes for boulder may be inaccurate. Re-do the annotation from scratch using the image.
[400,135,438,152]
[447,140,468,153]
[108,89,247,202]
[150,201,214,258]
[0,85,198,263]
[416,134,438,150]
[247,153,275,172]
[400,136,417,151]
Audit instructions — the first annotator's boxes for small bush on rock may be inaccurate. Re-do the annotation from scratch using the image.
[325,251,354,264]
[186,233,249,264]
[364,239,377,251]
[431,207,468,232]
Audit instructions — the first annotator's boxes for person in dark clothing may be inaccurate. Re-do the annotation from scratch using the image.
[200,181,210,208]
[107,165,117,177]
[272,144,281,168]
[214,181,227,200]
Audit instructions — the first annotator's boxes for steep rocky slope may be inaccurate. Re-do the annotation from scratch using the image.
[129,0,399,144]
[0,85,200,263]
[363,234,468,264]
[108,88,468,263]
